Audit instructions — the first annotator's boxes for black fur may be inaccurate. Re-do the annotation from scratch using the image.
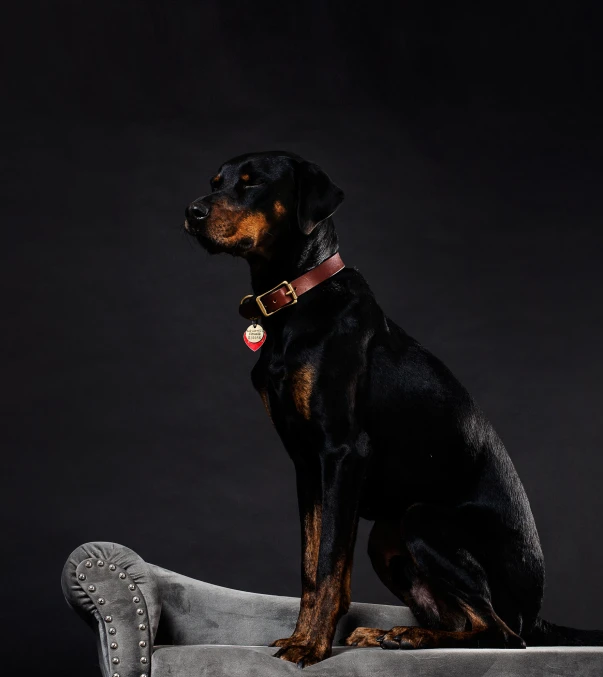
[184,151,603,667]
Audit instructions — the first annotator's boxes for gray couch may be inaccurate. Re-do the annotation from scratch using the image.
[62,542,603,676]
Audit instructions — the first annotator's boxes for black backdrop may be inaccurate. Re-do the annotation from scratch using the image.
[3,2,603,675]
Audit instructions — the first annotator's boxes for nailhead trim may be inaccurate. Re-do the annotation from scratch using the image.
[75,556,152,675]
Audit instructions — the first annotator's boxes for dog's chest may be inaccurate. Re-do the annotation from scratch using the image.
[251,352,312,425]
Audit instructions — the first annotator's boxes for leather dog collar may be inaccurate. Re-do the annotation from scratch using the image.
[239,253,345,319]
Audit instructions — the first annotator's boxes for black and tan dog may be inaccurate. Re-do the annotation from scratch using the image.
[184,151,603,667]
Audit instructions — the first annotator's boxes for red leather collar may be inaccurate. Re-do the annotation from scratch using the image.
[239,253,345,320]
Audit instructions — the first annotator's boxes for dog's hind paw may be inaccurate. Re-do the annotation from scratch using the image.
[340,627,386,647]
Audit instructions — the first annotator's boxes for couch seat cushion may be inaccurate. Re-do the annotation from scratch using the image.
[152,644,603,676]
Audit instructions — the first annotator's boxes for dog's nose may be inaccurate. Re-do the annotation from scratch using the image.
[186,201,210,221]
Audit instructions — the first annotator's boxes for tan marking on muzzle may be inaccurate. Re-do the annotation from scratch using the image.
[206,199,270,247]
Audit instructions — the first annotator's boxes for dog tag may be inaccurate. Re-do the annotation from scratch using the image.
[243,324,266,352]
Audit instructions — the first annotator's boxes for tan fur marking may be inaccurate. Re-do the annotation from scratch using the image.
[302,502,322,594]
[241,173,250,181]
[259,389,272,422]
[291,365,315,420]
[206,199,270,248]
[458,600,489,632]
[273,200,286,217]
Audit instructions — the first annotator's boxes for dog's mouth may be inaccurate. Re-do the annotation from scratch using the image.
[184,218,255,256]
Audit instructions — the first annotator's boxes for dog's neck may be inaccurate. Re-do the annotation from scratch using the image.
[247,218,339,295]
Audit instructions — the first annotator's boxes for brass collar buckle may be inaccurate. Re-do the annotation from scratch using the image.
[255,280,298,317]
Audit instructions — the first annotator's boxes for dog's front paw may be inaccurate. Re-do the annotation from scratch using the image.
[270,636,298,648]
[274,642,330,668]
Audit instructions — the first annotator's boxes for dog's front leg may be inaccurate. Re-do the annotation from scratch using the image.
[271,461,322,649]
[274,434,367,667]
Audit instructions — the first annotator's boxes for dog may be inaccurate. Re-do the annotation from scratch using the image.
[184,150,603,667]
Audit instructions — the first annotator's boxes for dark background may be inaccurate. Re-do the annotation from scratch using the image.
[3,1,603,674]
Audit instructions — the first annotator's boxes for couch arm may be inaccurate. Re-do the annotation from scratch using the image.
[62,542,161,677]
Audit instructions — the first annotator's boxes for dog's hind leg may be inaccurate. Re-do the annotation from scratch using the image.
[343,505,526,650]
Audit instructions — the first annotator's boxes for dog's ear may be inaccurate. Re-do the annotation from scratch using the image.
[296,161,344,235]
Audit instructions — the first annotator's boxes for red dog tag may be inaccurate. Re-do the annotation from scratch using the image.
[243,324,266,352]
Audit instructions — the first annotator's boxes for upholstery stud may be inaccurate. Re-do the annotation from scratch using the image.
[97,560,105,567]
[85,561,93,568]
[136,608,144,615]
[110,642,118,650]
[133,596,140,603]
[112,657,120,665]
[109,564,116,571]
[140,657,148,664]
[141,674,148,677]
[139,624,146,631]
[98,598,105,605]
[105,616,113,623]
[88,585,96,592]
[119,573,126,580]
[139,641,146,648]
[109,628,116,635]
[129,584,136,591]
[78,574,86,580]
[112,674,120,677]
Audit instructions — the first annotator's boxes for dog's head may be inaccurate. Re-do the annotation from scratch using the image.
[184,151,344,258]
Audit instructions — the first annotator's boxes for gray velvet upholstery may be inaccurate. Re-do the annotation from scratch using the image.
[63,542,603,676]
